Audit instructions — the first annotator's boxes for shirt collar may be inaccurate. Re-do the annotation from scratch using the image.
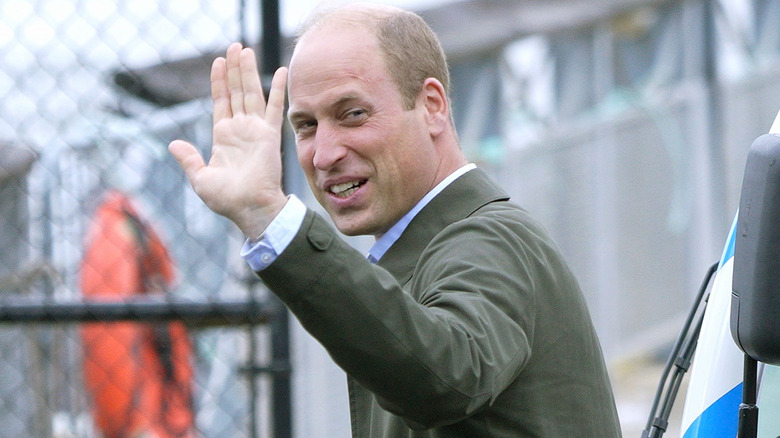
[367,163,477,263]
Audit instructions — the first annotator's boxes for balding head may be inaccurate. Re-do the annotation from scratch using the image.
[293,2,451,111]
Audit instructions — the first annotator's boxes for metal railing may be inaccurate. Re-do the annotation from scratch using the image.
[0,285,292,438]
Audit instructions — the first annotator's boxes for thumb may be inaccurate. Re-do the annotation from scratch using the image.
[168,140,205,183]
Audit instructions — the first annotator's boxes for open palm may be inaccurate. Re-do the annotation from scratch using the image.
[170,43,289,237]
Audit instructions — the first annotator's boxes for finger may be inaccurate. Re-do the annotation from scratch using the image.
[168,140,206,184]
[265,67,288,129]
[239,47,265,117]
[225,42,245,115]
[211,57,230,123]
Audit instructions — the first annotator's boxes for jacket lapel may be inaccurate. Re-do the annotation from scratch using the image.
[377,168,509,284]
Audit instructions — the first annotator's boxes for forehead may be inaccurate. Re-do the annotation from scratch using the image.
[287,24,394,111]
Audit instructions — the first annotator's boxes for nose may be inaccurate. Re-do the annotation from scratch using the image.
[311,124,347,170]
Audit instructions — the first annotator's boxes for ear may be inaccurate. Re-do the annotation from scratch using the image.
[418,78,449,137]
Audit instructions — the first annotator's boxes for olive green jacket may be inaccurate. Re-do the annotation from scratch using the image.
[258,169,622,437]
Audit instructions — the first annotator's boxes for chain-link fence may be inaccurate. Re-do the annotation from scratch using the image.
[0,1,292,437]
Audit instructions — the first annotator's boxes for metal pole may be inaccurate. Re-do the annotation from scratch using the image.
[247,314,259,438]
[259,1,292,437]
[261,0,281,75]
[738,354,759,438]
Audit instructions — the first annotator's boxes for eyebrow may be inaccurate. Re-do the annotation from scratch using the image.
[288,94,364,122]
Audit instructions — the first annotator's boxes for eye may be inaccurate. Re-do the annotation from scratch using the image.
[342,108,367,124]
[294,119,317,137]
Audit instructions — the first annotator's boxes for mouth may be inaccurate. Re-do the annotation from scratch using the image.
[328,180,366,198]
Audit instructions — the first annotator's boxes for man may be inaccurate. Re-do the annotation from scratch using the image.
[170,3,622,437]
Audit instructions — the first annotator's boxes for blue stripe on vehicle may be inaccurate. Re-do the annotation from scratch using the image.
[719,213,737,268]
[682,383,741,438]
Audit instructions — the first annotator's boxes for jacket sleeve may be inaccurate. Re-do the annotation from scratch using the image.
[257,209,537,429]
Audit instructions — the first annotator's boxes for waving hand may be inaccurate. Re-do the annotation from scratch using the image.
[169,43,289,238]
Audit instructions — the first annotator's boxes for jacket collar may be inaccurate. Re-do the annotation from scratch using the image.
[377,167,509,283]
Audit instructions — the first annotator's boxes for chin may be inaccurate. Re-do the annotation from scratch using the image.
[335,224,367,237]
[333,217,374,237]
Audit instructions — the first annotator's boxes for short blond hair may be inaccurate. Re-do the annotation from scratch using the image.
[295,3,451,110]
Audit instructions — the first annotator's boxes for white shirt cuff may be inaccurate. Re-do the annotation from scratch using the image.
[240,194,307,271]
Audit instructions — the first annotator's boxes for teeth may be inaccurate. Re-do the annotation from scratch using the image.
[330,181,360,198]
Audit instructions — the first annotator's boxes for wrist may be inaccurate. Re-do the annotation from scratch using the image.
[234,195,289,239]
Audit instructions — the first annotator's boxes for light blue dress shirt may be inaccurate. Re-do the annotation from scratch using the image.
[242,163,476,271]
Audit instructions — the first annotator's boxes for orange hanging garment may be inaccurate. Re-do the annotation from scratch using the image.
[79,190,195,438]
